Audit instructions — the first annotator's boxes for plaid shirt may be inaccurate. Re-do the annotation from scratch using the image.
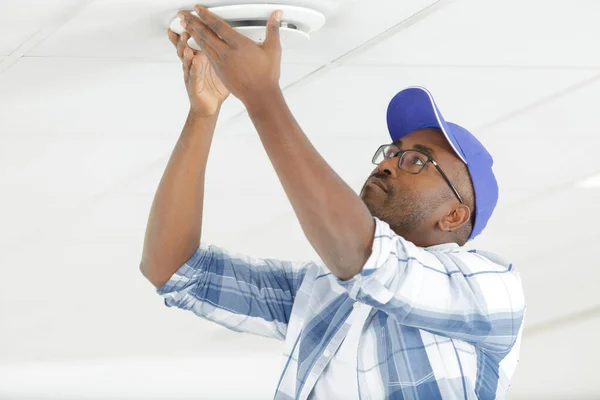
[158,217,526,399]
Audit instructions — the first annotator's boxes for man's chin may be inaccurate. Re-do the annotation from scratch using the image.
[360,194,379,217]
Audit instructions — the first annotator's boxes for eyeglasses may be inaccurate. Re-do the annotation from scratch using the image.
[372,144,464,204]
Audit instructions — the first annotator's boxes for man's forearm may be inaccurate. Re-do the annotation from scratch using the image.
[140,109,218,288]
[245,90,374,280]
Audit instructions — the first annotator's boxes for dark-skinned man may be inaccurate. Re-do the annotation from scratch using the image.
[140,7,525,399]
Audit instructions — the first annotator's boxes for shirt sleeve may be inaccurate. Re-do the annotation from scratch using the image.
[336,217,526,354]
[157,242,311,341]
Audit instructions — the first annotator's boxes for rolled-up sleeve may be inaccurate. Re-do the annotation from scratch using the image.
[337,217,526,354]
[157,242,310,341]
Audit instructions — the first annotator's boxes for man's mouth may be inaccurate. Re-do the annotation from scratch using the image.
[368,177,388,193]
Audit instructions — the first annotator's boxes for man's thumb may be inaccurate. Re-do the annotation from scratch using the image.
[264,10,282,51]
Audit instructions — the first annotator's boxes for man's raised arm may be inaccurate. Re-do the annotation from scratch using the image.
[139,30,229,288]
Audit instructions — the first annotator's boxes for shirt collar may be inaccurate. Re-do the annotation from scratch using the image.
[424,242,461,252]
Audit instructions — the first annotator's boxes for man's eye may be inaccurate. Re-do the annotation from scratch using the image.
[384,148,398,158]
[405,153,426,165]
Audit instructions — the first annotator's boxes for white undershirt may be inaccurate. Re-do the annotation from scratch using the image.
[310,302,372,399]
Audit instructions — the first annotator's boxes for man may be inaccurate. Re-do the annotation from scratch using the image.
[140,6,525,399]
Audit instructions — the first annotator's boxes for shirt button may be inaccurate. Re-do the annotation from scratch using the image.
[324,350,331,358]
[353,302,361,309]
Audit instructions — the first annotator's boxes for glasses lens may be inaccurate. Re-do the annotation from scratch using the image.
[373,145,398,164]
[399,150,429,173]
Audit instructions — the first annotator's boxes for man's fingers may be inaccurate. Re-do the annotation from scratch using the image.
[182,46,193,81]
[168,28,177,39]
[188,37,221,70]
[194,6,238,46]
[168,28,189,61]
[264,10,282,53]
[176,32,191,61]
[167,28,179,48]
[179,11,224,52]
[184,27,223,63]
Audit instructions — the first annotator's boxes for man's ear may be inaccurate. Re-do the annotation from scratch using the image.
[437,204,471,232]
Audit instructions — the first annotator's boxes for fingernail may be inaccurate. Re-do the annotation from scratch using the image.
[180,19,187,28]
[276,10,282,22]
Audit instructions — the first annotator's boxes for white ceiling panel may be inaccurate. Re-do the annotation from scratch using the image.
[26,0,183,60]
[27,0,440,64]
[225,65,598,141]
[484,134,600,192]
[0,189,281,362]
[282,0,442,64]
[477,75,600,194]
[482,73,600,140]
[349,0,600,67]
[0,57,199,137]
[0,0,84,56]
[517,232,600,327]
[510,314,600,399]
[472,186,600,262]
[0,56,318,250]
[0,134,171,251]
[0,57,317,137]
[229,209,318,262]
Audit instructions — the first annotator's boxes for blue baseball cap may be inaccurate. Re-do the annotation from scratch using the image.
[386,86,498,241]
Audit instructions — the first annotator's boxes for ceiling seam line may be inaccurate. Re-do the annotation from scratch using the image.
[341,64,600,71]
[477,71,600,133]
[523,304,600,337]
[0,0,96,75]
[221,0,457,127]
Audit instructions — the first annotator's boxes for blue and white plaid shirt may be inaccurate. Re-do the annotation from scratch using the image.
[158,217,526,399]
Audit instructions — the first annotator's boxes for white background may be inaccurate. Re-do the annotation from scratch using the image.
[1,0,599,398]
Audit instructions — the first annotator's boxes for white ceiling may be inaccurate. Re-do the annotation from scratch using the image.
[1,0,599,398]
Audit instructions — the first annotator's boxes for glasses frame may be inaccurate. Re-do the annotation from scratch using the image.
[372,144,464,204]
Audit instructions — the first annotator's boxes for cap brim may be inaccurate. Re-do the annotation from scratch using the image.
[386,86,467,164]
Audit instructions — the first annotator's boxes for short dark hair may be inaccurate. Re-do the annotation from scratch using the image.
[454,166,475,246]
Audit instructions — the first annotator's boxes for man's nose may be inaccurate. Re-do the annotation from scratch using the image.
[377,155,399,178]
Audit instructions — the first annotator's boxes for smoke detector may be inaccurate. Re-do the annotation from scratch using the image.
[168,3,327,49]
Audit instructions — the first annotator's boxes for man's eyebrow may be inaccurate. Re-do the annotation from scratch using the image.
[413,144,435,158]
[392,139,436,158]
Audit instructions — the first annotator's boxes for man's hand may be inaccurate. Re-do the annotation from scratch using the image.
[168,28,230,116]
[177,6,283,107]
